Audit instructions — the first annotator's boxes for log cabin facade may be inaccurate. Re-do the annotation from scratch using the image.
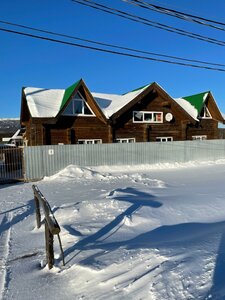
[20,79,224,146]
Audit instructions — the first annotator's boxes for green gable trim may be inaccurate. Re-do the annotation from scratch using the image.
[60,79,81,110]
[122,83,151,95]
[182,92,209,114]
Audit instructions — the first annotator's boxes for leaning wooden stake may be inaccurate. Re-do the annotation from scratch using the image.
[57,234,65,266]
[45,219,54,269]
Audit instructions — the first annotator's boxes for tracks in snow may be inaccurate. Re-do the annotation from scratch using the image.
[0,212,12,299]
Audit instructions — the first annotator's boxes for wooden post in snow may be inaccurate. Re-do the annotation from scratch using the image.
[45,219,54,269]
[34,194,41,228]
[32,184,65,269]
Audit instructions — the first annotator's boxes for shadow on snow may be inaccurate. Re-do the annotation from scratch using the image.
[62,187,225,298]
[0,200,34,235]
[64,187,162,262]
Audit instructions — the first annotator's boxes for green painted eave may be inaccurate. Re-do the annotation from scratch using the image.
[60,79,81,110]
[182,91,209,114]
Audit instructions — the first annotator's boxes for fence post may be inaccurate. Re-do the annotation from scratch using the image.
[45,219,54,269]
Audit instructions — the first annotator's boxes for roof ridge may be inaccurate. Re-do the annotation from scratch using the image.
[181,91,210,114]
[182,91,210,99]
[122,83,151,95]
[60,79,82,110]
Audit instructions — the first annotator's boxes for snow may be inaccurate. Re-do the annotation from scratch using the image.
[23,83,204,121]
[23,84,151,119]
[174,97,199,121]
[92,85,150,118]
[0,119,19,121]
[1,160,225,299]
[24,87,64,118]
[203,92,209,101]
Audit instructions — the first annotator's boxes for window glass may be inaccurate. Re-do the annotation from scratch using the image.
[74,93,83,100]
[63,102,74,115]
[83,102,92,115]
[200,105,211,118]
[74,100,83,114]
[192,135,207,140]
[134,112,143,121]
[156,137,173,142]
[63,92,94,116]
[115,138,135,143]
[144,113,152,121]
[155,113,162,122]
[133,111,163,123]
[77,139,102,144]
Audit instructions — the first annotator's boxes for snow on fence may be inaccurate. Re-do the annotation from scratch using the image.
[24,140,225,180]
[32,185,65,269]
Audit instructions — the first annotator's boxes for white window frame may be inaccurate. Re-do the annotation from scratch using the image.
[77,139,102,144]
[199,105,212,119]
[63,91,95,117]
[133,111,163,123]
[156,137,173,142]
[115,138,136,143]
[192,135,207,141]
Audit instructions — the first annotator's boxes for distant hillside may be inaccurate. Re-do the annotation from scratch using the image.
[0,118,20,142]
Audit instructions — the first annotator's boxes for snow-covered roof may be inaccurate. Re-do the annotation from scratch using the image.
[24,87,64,118]
[92,84,150,118]
[23,83,151,119]
[23,82,217,122]
[174,97,199,121]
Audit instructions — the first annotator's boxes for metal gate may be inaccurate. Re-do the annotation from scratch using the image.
[0,146,24,183]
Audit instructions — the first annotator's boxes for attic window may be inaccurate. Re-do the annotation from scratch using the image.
[133,111,163,123]
[63,91,95,116]
[199,105,211,119]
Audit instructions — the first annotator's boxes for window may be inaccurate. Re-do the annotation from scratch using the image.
[133,111,163,123]
[77,139,102,144]
[156,137,173,142]
[199,105,211,119]
[115,138,136,143]
[63,92,95,116]
[192,135,207,141]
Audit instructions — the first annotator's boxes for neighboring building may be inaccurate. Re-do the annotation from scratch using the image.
[0,119,21,145]
[20,79,225,146]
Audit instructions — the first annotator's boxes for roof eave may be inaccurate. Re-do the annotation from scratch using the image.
[207,91,224,123]
[110,82,157,122]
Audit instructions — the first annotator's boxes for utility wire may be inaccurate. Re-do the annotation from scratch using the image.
[72,0,225,47]
[1,19,225,67]
[123,0,225,31]
[1,26,225,72]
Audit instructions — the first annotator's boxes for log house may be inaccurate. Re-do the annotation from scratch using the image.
[20,79,224,146]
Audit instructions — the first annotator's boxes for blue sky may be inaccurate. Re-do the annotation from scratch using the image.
[1,0,225,118]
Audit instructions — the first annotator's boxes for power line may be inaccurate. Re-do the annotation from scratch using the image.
[123,0,225,31]
[1,26,225,72]
[71,0,225,47]
[1,19,225,67]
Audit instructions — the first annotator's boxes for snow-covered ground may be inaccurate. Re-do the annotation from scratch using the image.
[1,161,225,299]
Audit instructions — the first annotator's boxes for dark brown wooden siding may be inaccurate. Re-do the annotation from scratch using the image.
[44,116,110,145]
[22,88,221,145]
[113,95,192,142]
[186,119,219,140]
